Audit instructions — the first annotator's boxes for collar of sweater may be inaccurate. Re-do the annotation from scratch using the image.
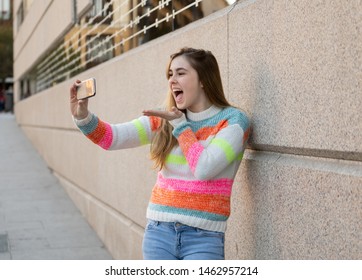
[186,105,222,122]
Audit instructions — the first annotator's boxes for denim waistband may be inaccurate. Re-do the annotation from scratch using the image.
[148,219,191,229]
[147,219,224,234]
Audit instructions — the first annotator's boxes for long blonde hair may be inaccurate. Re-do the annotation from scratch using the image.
[150,47,231,169]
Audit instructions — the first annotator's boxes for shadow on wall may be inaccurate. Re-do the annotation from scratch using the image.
[231,62,283,259]
[250,62,284,151]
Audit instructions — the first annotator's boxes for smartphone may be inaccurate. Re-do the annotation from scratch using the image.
[76,78,96,100]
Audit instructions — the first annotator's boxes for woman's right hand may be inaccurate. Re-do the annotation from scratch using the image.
[70,80,89,120]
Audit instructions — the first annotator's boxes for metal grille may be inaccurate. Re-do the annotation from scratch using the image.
[24,0,235,95]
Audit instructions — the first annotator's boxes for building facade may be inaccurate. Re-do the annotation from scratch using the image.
[0,0,13,112]
[13,0,362,259]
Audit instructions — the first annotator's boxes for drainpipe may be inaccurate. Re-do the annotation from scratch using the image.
[72,0,77,24]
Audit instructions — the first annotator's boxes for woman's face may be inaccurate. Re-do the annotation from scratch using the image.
[168,55,211,112]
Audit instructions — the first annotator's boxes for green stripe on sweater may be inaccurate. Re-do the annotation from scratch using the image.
[166,154,187,165]
[210,138,236,163]
[132,119,149,145]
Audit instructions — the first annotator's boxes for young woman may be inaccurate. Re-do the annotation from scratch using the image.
[70,47,250,260]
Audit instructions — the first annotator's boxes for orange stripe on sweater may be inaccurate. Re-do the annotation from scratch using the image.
[178,121,229,155]
[178,129,196,155]
[87,120,108,144]
[149,116,162,132]
[195,120,228,140]
[150,186,230,216]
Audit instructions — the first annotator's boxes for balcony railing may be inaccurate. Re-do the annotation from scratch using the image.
[19,0,235,98]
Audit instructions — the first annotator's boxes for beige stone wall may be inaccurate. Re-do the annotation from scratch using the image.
[13,0,73,80]
[14,0,362,259]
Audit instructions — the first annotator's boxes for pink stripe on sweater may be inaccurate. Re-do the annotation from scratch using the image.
[98,123,113,150]
[186,142,204,173]
[157,173,233,196]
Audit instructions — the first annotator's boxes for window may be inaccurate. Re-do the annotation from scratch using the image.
[86,0,113,24]
[86,35,114,68]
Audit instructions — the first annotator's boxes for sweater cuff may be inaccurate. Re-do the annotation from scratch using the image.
[73,111,92,127]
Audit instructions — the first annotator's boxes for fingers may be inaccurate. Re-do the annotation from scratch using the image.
[171,106,183,117]
[70,79,89,120]
[142,108,183,121]
[70,80,80,89]
[142,109,168,118]
[70,80,82,100]
[70,80,81,90]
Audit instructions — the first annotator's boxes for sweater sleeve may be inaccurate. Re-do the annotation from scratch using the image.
[73,112,162,150]
[170,109,250,180]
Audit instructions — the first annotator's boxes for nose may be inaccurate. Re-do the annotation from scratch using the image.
[168,75,177,85]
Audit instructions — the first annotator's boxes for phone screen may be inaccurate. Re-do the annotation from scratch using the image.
[77,78,96,100]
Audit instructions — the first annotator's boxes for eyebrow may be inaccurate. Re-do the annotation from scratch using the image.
[169,67,188,72]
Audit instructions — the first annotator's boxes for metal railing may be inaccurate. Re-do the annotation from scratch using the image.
[21,0,235,96]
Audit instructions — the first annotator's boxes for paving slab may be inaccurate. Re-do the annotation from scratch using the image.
[0,113,113,260]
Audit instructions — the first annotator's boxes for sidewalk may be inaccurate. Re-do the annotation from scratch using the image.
[0,113,113,260]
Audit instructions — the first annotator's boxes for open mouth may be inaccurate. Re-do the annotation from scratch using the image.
[173,90,184,103]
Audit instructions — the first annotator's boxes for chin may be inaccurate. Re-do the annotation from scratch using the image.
[176,104,186,110]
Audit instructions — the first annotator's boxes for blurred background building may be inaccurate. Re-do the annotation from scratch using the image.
[12,0,362,259]
[0,0,13,112]
[14,0,233,98]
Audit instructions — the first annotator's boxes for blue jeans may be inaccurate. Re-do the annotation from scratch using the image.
[142,220,225,260]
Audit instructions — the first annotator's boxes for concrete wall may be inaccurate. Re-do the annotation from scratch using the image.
[14,0,362,259]
[13,0,74,82]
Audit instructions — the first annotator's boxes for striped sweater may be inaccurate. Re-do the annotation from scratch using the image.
[74,105,250,232]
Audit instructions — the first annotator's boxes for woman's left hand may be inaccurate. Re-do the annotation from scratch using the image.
[142,106,183,121]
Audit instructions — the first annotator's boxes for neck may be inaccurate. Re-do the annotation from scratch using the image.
[187,99,213,113]
[186,105,222,121]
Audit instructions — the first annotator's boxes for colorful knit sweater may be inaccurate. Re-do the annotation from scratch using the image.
[74,105,250,232]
